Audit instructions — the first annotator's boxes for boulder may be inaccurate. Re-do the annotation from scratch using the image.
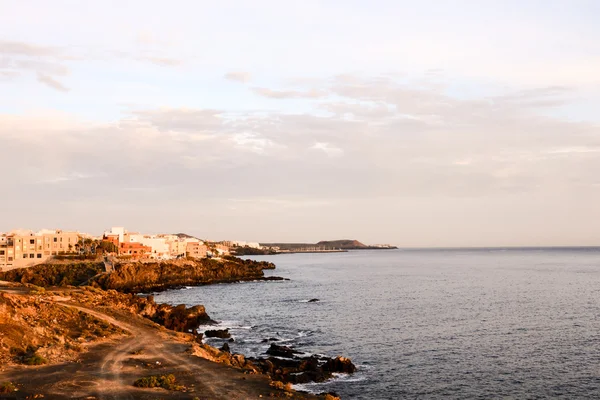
[204,328,231,339]
[322,356,357,374]
[266,343,302,358]
[153,303,212,332]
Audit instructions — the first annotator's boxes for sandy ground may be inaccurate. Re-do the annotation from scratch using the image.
[0,292,320,400]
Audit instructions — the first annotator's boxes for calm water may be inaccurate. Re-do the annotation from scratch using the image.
[155,249,600,399]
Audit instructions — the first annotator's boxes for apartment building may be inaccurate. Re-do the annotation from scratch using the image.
[0,229,81,271]
[118,242,152,259]
[186,241,209,258]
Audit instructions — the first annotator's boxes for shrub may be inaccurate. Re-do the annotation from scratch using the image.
[0,382,16,393]
[26,353,48,366]
[133,374,184,391]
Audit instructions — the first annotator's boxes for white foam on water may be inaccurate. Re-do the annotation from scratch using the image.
[292,372,366,393]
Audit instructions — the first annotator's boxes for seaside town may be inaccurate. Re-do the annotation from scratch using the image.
[0,228,397,272]
[0,227,263,271]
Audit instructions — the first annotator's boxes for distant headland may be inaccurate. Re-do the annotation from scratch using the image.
[234,239,397,255]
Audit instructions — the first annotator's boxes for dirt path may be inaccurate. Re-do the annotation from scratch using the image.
[0,300,318,400]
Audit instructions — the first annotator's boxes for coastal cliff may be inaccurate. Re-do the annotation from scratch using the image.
[0,256,277,293]
[0,284,334,399]
[94,256,276,293]
[0,257,351,399]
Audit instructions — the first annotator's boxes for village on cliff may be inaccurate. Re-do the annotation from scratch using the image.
[0,227,263,271]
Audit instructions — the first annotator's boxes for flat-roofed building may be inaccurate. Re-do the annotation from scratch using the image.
[118,242,152,259]
[0,229,81,271]
[186,241,208,259]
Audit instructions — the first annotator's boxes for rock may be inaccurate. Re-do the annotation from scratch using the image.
[220,343,230,353]
[261,276,288,281]
[228,337,235,342]
[232,354,246,367]
[204,329,231,338]
[269,337,279,341]
[308,298,319,302]
[322,356,357,374]
[266,343,303,359]
[155,304,212,332]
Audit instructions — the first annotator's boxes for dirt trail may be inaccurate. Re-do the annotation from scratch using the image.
[0,299,318,399]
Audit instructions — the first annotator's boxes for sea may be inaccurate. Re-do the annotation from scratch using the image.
[154,248,600,399]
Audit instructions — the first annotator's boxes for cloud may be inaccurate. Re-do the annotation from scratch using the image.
[2,73,600,245]
[224,71,252,83]
[0,70,19,80]
[40,172,100,184]
[490,86,574,108]
[0,40,60,57]
[138,56,182,66]
[37,73,69,92]
[252,87,327,99]
[1,40,71,91]
[311,142,343,157]
[231,132,278,154]
[131,108,222,133]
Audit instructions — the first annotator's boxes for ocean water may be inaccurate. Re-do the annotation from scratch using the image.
[154,248,600,399]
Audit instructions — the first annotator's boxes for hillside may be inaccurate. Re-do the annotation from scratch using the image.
[316,240,368,249]
[260,240,396,251]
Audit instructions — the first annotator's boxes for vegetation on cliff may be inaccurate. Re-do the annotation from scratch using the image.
[0,262,104,287]
[0,256,276,293]
[93,256,276,293]
[0,289,128,366]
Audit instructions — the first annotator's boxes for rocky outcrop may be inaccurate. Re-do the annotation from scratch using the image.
[153,303,212,333]
[250,352,357,384]
[0,262,105,287]
[204,329,231,339]
[92,257,277,293]
[212,343,360,385]
[69,289,213,334]
[0,290,128,366]
[323,356,357,374]
[266,343,303,358]
[0,257,277,294]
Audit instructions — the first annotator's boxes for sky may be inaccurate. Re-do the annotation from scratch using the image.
[1,0,600,247]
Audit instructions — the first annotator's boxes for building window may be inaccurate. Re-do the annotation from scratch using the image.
[23,254,28,258]
[8,257,12,261]
[30,239,35,244]
[0,250,4,255]
[54,238,57,242]
[30,254,34,258]
[37,254,42,258]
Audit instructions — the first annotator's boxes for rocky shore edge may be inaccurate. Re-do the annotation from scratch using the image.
[0,257,356,399]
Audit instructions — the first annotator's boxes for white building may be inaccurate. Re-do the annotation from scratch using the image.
[104,227,126,243]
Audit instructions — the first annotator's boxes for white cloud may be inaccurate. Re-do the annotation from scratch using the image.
[225,72,252,83]
[311,142,343,157]
[231,132,278,154]
[37,72,69,92]
[252,87,327,99]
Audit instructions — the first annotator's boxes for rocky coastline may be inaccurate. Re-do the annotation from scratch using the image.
[0,256,355,399]
[0,256,279,293]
